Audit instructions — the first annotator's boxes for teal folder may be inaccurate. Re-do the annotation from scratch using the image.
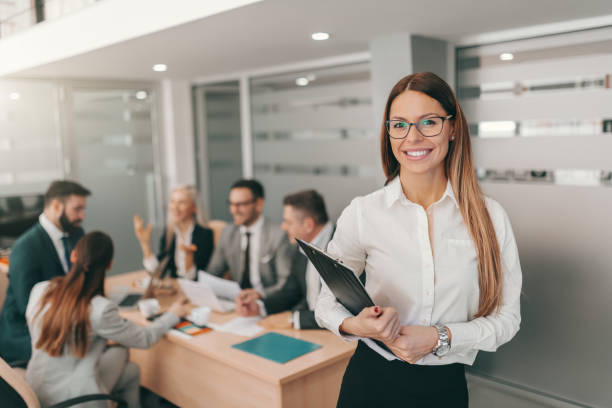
[232,332,321,363]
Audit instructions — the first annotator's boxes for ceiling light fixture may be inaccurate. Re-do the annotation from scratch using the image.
[499,53,514,61]
[311,32,330,41]
[9,92,20,100]
[295,77,309,86]
[135,91,148,100]
[152,64,168,72]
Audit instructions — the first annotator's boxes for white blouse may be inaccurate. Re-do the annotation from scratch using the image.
[314,176,522,366]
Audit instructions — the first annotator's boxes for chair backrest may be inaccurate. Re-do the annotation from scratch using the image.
[0,357,39,408]
[0,265,8,314]
[208,220,227,246]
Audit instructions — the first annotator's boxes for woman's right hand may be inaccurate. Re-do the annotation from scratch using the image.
[168,297,190,318]
[133,215,153,257]
[339,306,400,343]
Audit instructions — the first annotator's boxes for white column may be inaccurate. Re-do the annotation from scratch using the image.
[160,78,197,192]
[239,75,253,178]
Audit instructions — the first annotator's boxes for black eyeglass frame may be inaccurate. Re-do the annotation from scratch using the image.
[385,115,454,139]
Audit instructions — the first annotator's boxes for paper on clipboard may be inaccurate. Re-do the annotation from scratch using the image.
[198,271,241,300]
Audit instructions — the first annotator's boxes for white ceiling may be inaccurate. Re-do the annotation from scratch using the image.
[11,0,612,81]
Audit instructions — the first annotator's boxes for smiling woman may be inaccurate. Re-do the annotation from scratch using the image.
[133,185,214,281]
[315,72,523,407]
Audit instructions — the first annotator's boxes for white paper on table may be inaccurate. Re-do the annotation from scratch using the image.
[177,278,234,312]
[209,316,263,337]
[198,271,241,300]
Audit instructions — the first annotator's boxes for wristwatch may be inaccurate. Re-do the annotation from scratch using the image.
[432,324,451,357]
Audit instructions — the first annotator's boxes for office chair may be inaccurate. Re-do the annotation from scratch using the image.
[0,357,126,408]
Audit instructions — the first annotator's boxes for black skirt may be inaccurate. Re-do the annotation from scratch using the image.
[337,341,468,408]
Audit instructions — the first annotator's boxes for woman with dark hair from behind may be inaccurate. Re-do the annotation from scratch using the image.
[25,231,190,408]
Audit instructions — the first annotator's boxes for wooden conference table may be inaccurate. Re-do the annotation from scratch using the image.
[106,271,356,408]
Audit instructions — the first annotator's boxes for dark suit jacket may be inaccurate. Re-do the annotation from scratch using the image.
[262,250,322,329]
[0,222,84,362]
[158,224,214,280]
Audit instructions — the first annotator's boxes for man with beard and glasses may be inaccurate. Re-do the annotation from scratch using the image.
[0,180,90,362]
[207,179,294,297]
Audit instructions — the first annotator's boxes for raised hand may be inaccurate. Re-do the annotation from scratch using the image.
[179,243,197,270]
[133,215,152,245]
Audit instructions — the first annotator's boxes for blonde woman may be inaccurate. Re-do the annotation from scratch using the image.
[315,72,522,407]
[134,185,214,280]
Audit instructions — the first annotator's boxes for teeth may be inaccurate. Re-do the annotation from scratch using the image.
[406,150,429,157]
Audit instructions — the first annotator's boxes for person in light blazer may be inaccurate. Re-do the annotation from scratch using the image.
[25,231,190,408]
[206,179,294,297]
[315,72,522,407]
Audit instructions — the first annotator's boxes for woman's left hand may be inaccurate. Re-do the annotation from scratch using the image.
[384,325,439,364]
[180,243,197,270]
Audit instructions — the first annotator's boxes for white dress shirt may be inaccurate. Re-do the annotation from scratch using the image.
[292,221,334,329]
[39,214,69,273]
[240,215,265,296]
[143,222,196,280]
[314,176,522,366]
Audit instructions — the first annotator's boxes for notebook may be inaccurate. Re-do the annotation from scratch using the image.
[232,332,321,363]
[173,319,212,336]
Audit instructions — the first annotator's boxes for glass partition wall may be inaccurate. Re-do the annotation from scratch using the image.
[249,62,377,222]
[0,79,162,275]
[457,27,612,408]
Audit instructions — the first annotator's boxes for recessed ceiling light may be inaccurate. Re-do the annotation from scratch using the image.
[311,32,330,41]
[152,64,167,72]
[135,91,148,100]
[499,53,514,61]
[9,92,20,100]
[295,77,309,86]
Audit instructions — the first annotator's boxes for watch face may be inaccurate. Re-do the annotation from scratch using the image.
[435,344,450,356]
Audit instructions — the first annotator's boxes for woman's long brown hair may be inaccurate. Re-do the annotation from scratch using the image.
[380,72,502,317]
[35,231,113,357]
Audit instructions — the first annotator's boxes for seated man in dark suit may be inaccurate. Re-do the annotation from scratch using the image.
[236,190,333,330]
[0,180,90,362]
[206,179,294,297]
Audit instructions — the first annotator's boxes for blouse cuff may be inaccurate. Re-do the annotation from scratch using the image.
[143,255,159,273]
[445,322,476,355]
[325,305,360,342]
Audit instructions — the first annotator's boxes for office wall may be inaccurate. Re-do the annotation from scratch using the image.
[458,27,612,408]
[250,63,379,223]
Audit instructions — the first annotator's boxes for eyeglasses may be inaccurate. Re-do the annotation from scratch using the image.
[228,199,256,208]
[385,115,454,139]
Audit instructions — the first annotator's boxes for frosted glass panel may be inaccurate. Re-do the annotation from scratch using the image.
[457,27,612,408]
[72,88,158,275]
[251,63,378,222]
[193,82,242,222]
[0,79,63,196]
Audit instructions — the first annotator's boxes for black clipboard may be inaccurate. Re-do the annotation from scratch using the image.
[296,238,395,356]
[296,238,374,315]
